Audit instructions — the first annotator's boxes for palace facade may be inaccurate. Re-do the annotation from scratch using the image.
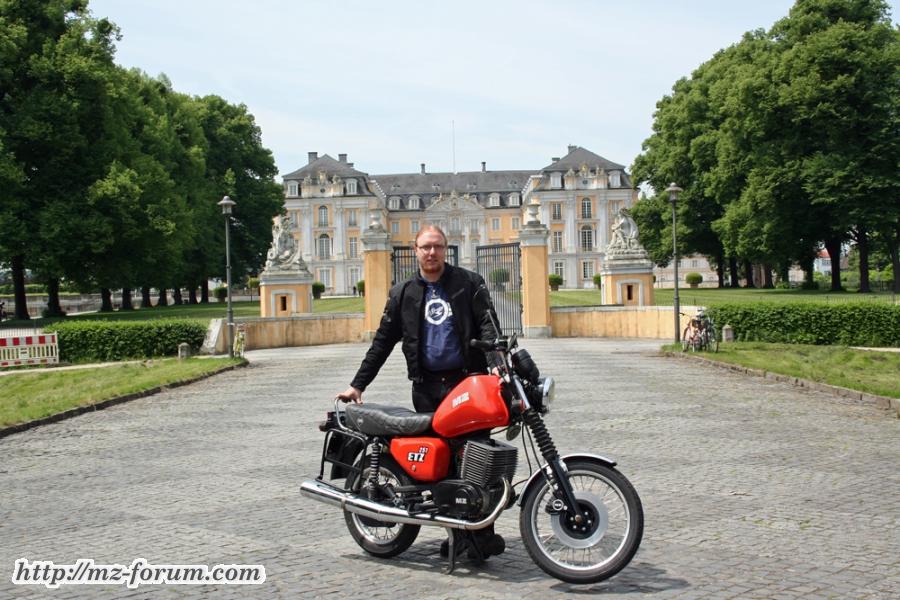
[281,145,638,295]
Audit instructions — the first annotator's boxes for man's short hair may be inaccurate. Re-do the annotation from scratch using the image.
[414,225,448,247]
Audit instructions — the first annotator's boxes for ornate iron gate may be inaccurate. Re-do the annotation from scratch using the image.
[391,245,458,285]
[476,242,522,335]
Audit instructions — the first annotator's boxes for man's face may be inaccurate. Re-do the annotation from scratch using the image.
[415,230,447,278]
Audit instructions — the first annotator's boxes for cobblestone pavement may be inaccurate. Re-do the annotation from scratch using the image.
[0,339,897,599]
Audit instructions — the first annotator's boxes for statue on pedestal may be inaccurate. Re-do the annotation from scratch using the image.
[606,208,645,257]
[264,215,310,274]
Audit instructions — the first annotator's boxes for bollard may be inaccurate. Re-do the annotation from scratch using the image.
[722,324,734,343]
[178,342,191,360]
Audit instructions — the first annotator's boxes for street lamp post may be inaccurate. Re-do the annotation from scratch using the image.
[218,195,236,358]
[665,183,683,345]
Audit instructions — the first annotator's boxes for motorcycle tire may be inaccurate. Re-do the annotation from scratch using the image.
[520,459,643,584]
[343,455,420,558]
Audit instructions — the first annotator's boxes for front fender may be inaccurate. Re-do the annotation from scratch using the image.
[516,453,617,507]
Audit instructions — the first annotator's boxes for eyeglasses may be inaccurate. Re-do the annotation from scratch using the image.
[416,244,446,253]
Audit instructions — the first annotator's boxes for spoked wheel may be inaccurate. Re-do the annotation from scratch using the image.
[520,460,643,584]
[344,455,420,558]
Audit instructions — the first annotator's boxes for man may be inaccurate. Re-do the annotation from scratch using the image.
[337,225,505,558]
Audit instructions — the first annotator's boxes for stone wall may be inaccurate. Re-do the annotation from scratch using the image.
[550,305,700,340]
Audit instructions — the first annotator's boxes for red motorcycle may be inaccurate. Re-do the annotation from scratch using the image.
[300,333,643,584]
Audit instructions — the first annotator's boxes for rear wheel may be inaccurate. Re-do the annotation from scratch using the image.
[520,460,643,584]
[344,455,420,558]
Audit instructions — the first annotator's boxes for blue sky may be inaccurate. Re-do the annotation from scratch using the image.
[88,0,898,180]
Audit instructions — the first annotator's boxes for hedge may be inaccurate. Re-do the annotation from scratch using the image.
[708,302,900,347]
[49,320,208,362]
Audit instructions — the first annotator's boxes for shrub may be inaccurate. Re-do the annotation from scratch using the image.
[312,281,325,299]
[489,268,510,284]
[49,320,208,362]
[707,303,900,347]
[685,272,703,286]
[246,277,259,291]
[356,280,365,296]
[548,274,563,289]
[213,286,228,302]
[592,274,602,288]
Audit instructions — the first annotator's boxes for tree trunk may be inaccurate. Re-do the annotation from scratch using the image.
[762,264,774,289]
[188,287,198,304]
[743,260,755,288]
[11,254,30,320]
[729,256,740,288]
[800,255,815,286]
[201,279,209,303]
[121,288,134,310]
[45,278,65,317]
[856,226,871,293]
[157,287,168,307]
[778,263,789,285]
[172,287,183,305]
[716,250,725,288]
[823,238,843,291]
[141,286,153,308]
[100,287,114,312]
[889,225,900,293]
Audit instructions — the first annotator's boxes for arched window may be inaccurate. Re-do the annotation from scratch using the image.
[581,198,592,219]
[580,226,594,251]
[318,206,328,227]
[317,234,331,259]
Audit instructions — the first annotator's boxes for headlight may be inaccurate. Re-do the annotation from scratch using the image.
[539,377,555,414]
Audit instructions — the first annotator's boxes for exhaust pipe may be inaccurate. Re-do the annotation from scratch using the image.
[300,478,511,531]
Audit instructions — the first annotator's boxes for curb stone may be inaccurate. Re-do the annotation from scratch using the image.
[0,359,249,439]
[663,351,898,418]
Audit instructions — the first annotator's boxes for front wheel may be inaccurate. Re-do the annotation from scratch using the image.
[520,460,643,584]
[344,455,420,558]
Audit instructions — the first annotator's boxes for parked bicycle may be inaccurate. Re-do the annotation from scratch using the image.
[681,309,718,352]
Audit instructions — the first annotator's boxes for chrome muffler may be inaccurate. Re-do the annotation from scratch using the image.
[300,478,510,531]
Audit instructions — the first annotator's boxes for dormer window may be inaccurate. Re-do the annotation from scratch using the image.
[408,195,420,210]
[610,172,621,187]
[388,196,401,210]
[488,193,500,208]
[508,193,520,207]
[550,172,562,189]
[346,179,358,195]
[287,181,298,197]
[432,184,441,191]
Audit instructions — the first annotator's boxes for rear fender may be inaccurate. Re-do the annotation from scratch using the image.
[516,453,617,507]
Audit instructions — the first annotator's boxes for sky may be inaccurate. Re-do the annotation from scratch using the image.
[88,0,899,181]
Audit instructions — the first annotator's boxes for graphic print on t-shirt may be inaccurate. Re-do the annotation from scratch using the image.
[425,297,453,325]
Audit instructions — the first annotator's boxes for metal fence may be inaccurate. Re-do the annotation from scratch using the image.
[476,242,522,335]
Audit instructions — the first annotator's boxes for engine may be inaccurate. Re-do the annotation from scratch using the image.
[433,439,518,518]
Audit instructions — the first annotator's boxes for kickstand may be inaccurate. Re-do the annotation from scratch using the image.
[444,529,461,574]
[444,530,485,574]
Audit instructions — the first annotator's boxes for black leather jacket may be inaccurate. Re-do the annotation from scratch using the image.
[350,263,500,391]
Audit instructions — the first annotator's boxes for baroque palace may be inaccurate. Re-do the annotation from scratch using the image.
[281,145,638,295]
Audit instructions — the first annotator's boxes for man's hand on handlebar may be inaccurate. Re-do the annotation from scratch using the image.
[336,386,363,404]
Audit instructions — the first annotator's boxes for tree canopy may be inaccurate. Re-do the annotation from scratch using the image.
[632,0,899,292]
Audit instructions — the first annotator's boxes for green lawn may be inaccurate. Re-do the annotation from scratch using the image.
[549,287,897,308]
[0,357,242,428]
[668,342,900,399]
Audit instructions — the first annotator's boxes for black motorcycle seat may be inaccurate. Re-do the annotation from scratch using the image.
[344,404,433,436]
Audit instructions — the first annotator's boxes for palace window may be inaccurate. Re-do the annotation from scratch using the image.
[553,261,565,278]
[317,234,331,259]
[410,220,419,233]
[582,260,595,279]
[580,227,594,251]
[408,195,420,209]
[469,220,479,234]
[318,206,328,227]
[511,217,520,230]
[508,193,520,206]
[552,203,562,221]
[492,218,501,231]
[349,237,358,258]
[348,209,357,227]
[488,193,500,208]
[345,179,358,195]
[552,231,563,253]
[581,198,592,219]
[550,172,562,189]
[287,181,298,197]
[317,268,331,288]
[388,196,400,210]
[391,221,399,234]
[610,172,621,187]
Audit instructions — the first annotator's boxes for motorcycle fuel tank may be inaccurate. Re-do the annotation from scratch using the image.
[432,375,509,438]
[390,437,451,482]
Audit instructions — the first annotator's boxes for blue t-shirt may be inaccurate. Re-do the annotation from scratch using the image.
[420,280,465,372]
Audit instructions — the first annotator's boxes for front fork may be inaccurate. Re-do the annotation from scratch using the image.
[522,410,587,524]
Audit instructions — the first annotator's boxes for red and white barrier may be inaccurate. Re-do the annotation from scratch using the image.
[0,334,59,368]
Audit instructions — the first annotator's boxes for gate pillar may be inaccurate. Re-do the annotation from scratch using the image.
[362,216,392,340]
[519,204,551,338]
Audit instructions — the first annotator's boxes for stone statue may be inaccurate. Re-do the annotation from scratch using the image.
[264,215,308,272]
[607,208,642,255]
